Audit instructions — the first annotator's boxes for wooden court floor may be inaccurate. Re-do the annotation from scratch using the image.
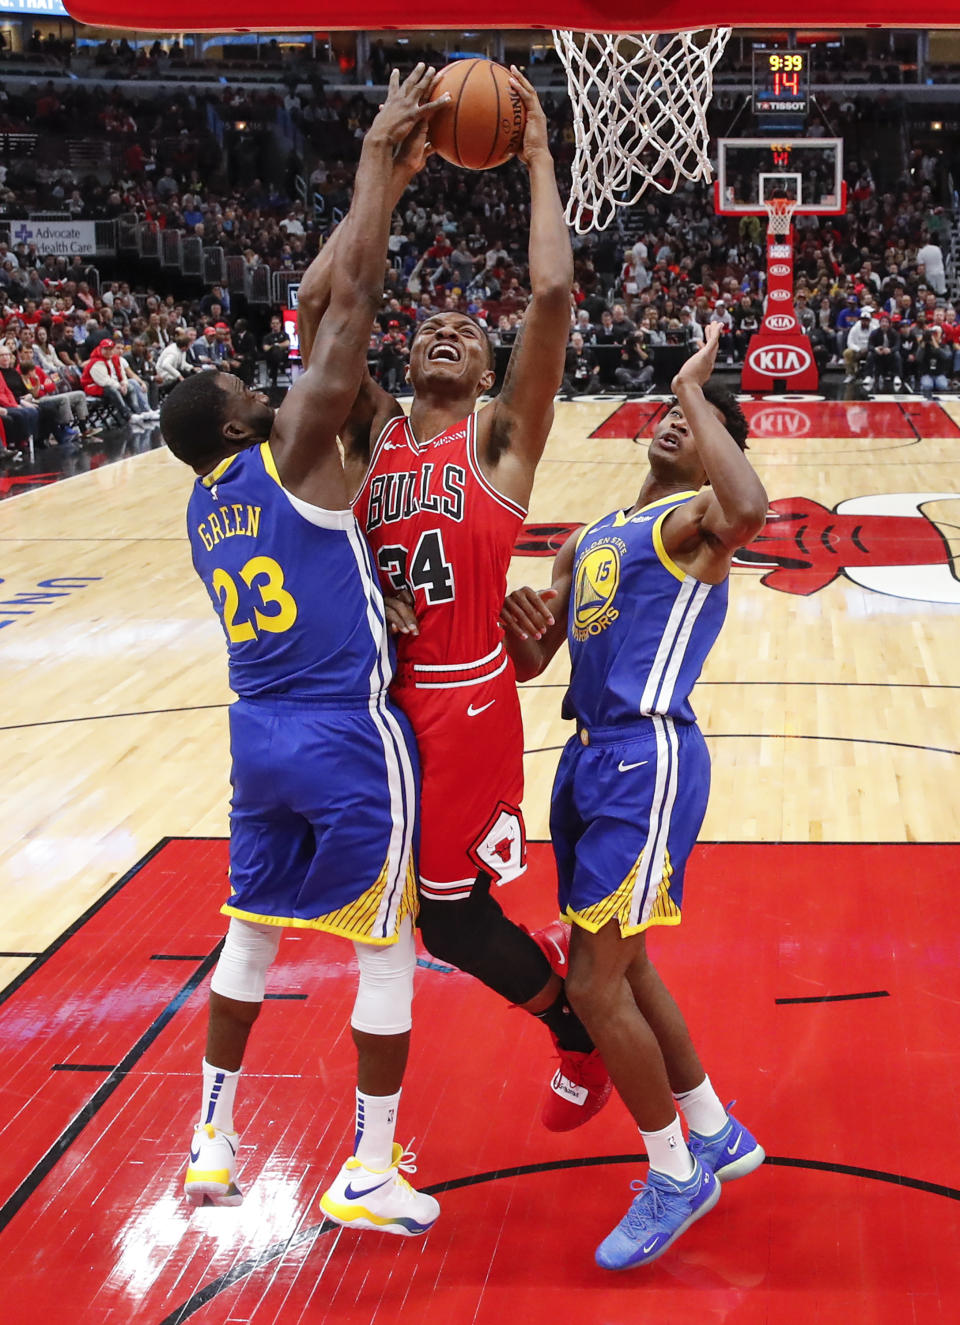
[1,395,959,1323]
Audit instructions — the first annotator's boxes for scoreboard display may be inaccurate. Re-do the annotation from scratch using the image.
[752,49,810,117]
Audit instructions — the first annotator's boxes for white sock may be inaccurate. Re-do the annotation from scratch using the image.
[354,1088,401,1170]
[641,1114,695,1181]
[673,1075,728,1138]
[200,1059,240,1132]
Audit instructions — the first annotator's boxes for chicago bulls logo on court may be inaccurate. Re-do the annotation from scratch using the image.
[734,492,960,602]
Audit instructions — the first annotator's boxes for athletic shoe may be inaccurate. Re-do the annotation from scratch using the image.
[529,921,614,1131]
[184,1122,243,1207]
[320,1143,440,1237]
[893,376,903,390]
[530,919,571,978]
[688,1108,765,1183]
[543,1046,613,1131]
[595,1157,720,1271]
[862,376,874,391]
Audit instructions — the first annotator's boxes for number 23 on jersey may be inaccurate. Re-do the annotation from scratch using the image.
[211,555,298,644]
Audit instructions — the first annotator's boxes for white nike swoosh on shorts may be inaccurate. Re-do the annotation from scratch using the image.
[467,700,496,717]
[617,759,648,772]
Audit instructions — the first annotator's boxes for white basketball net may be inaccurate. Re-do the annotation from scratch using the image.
[553,27,732,233]
[764,197,799,236]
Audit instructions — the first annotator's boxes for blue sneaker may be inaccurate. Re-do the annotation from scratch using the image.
[595,1157,720,1270]
[689,1109,765,1183]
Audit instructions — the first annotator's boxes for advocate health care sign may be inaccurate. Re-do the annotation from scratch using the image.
[6,219,99,257]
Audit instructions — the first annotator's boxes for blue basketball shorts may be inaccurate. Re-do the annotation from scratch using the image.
[550,715,710,937]
[224,695,420,944]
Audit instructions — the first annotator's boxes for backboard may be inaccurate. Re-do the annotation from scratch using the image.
[59,3,960,32]
[715,138,845,216]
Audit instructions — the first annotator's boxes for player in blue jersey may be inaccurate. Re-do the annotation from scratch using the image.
[160,66,450,1235]
[500,321,768,1269]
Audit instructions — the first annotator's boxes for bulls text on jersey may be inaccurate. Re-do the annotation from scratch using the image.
[366,463,466,532]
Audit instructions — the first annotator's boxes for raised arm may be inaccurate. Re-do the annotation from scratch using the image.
[479,67,573,508]
[269,67,446,507]
[295,99,435,464]
[660,323,769,583]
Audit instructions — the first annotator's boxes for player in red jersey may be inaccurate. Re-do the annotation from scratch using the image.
[296,67,610,1130]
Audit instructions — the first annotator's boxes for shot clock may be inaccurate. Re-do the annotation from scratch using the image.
[752,49,810,118]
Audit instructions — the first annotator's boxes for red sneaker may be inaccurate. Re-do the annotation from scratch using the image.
[529,922,613,1131]
[529,919,571,977]
[543,1047,613,1131]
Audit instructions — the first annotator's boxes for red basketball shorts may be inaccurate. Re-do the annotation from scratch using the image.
[391,664,526,901]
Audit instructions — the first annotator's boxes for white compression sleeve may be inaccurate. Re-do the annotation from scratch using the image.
[351,916,416,1035]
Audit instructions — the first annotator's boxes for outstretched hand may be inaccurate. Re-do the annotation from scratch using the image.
[508,65,550,166]
[371,63,450,150]
[671,319,722,393]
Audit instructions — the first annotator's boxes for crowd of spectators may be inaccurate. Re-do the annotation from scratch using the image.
[0,268,285,461]
[0,52,958,467]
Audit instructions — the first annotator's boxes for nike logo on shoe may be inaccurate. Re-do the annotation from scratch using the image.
[344,1176,393,1201]
[467,700,495,717]
[725,1141,740,1155]
[189,1145,201,1163]
[617,759,648,772]
[543,935,566,968]
[642,1238,660,1254]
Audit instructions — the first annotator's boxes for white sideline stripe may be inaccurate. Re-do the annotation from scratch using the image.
[413,642,503,673]
[656,580,711,712]
[344,521,416,937]
[631,715,679,929]
[413,656,508,689]
[640,577,697,714]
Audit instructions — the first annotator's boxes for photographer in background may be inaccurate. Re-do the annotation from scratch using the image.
[614,328,654,395]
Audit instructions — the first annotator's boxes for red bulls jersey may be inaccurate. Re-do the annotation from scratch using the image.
[353,410,526,688]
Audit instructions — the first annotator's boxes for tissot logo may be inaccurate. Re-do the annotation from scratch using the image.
[769,263,791,277]
[764,314,797,332]
[746,344,813,376]
[768,288,790,302]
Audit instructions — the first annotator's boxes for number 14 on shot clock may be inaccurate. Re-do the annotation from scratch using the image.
[752,49,810,116]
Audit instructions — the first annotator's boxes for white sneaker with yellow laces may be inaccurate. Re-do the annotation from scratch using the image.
[320,1143,440,1236]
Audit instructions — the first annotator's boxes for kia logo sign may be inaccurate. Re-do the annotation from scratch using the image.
[769,263,791,277]
[764,314,797,331]
[750,406,812,437]
[768,288,790,302]
[746,343,814,376]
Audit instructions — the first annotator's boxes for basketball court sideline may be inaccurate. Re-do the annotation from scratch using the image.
[0,395,958,1321]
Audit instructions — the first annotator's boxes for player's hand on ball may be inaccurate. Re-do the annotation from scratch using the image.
[671,319,722,393]
[499,586,557,640]
[508,67,550,165]
[372,64,451,149]
[393,117,434,183]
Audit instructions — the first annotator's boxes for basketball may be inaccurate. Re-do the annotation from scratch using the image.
[427,58,526,171]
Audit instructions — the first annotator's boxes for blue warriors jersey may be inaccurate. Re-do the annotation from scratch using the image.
[187,441,393,702]
[563,491,728,729]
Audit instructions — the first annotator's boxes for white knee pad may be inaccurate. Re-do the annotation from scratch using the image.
[210,917,282,1003]
[351,917,416,1035]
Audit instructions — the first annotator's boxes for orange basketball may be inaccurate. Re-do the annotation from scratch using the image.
[427,59,526,171]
